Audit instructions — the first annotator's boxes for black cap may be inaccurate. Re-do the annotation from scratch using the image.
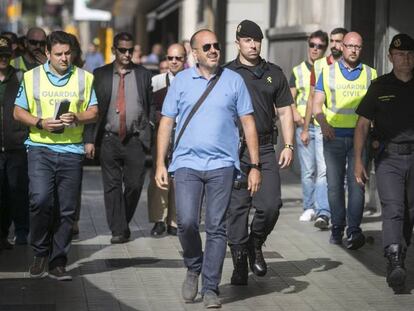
[389,33,414,51]
[0,36,12,56]
[236,20,263,40]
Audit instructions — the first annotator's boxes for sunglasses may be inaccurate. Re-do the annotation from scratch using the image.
[116,47,134,54]
[28,39,46,46]
[167,56,185,61]
[200,43,220,52]
[309,42,326,50]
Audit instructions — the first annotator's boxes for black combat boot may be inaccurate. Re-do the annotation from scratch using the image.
[248,235,267,276]
[230,246,248,285]
[384,244,406,289]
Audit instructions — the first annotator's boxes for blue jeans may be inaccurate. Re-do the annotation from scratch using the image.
[28,147,83,269]
[174,166,235,295]
[323,136,365,236]
[296,125,330,217]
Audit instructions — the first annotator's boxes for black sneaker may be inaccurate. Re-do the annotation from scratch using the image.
[329,226,344,245]
[29,256,48,278]
[151,222,166,236]
[314,215,329,230]
[48,266,72,281]
[346,232,366,250]
[167,225,177,236]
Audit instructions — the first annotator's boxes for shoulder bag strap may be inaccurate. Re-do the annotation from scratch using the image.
[173,67,223,152]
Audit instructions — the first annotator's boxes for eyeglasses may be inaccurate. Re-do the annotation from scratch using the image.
[309,42,326,50]
[167,56,185,61]
[28,39,46,46]
[199,43,220,52]
[116,47,134,54]
[343,43,362,51]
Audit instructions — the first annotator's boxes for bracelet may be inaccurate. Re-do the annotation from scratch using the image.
[284,144,294,151]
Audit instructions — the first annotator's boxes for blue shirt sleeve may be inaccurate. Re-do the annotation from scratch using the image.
[161,77,179,118]
[88,88,98,107]
[15,81,29,110]
[235,76,254,117]
[315,72,325,93]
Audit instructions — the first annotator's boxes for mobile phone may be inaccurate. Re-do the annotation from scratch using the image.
[55,100,71,120]
[53,100,71,133]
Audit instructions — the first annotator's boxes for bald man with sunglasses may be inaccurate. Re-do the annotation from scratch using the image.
[156,29,260,307]
[11,27,47,72]
[147,43,187,237]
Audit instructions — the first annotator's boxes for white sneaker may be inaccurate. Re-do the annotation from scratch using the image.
[299,209,315,222]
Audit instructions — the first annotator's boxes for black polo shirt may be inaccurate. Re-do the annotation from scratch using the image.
[356,71,414,144]
[225,57,293,135]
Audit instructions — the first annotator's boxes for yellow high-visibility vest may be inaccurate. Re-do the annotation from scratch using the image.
[322,62,377,128]
[292,61,311,118]
[24,65,94,144]
[11,56,28,72]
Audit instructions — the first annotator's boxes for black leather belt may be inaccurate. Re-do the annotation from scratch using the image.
[258,134,273,146]
[386,143,414,155]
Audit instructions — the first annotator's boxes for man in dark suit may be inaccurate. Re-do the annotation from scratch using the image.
[84,32,154,244]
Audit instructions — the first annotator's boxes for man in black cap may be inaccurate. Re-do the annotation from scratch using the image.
[0,36,29,249]
[354,33,414,291]
[224,20,295,285]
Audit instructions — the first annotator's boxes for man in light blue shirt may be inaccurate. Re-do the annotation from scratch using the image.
[14,31,98,281]
[155,29,260,307]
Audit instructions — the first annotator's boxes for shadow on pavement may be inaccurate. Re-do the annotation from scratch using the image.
[219,257,342,305]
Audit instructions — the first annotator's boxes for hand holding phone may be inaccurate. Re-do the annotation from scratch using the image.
[53,100,71,133]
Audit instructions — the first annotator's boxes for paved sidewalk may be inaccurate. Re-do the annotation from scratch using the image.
[0,167,414,311]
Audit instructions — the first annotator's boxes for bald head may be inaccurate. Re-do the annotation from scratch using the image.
[166,43,186,75]
[341,31,363,67]
[27,27,46,40]
[190,29,216,48]
[167,43,186,58]
[343,32,363,45]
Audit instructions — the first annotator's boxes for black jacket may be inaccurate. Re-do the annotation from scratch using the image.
[83,62,154,150]
[1,67,27,151]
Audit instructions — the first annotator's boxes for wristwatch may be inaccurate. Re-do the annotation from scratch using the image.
[284,143,294,151]
[35,118,43,130]
[249,163,262,171]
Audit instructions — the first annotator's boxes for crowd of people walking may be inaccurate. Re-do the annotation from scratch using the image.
[0,18,413,308]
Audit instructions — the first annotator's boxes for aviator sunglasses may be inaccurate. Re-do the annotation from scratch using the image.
[309,42,326,50]
[28,39,46,46]
[167,56,185,61]
[116,47,134,54]
[199,42,220,52]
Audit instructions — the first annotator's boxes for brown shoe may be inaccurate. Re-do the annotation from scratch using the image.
[48,266,72,281]
[29,256,48,278]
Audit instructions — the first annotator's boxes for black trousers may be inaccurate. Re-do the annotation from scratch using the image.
[0,149,29,239]
[100,134,146,236]
[227,143,282,246]
[375,151,414,248]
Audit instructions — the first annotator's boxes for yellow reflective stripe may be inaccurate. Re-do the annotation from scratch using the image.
[32,67,42,118]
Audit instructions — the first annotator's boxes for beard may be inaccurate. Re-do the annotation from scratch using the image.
[331,48,342,58]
